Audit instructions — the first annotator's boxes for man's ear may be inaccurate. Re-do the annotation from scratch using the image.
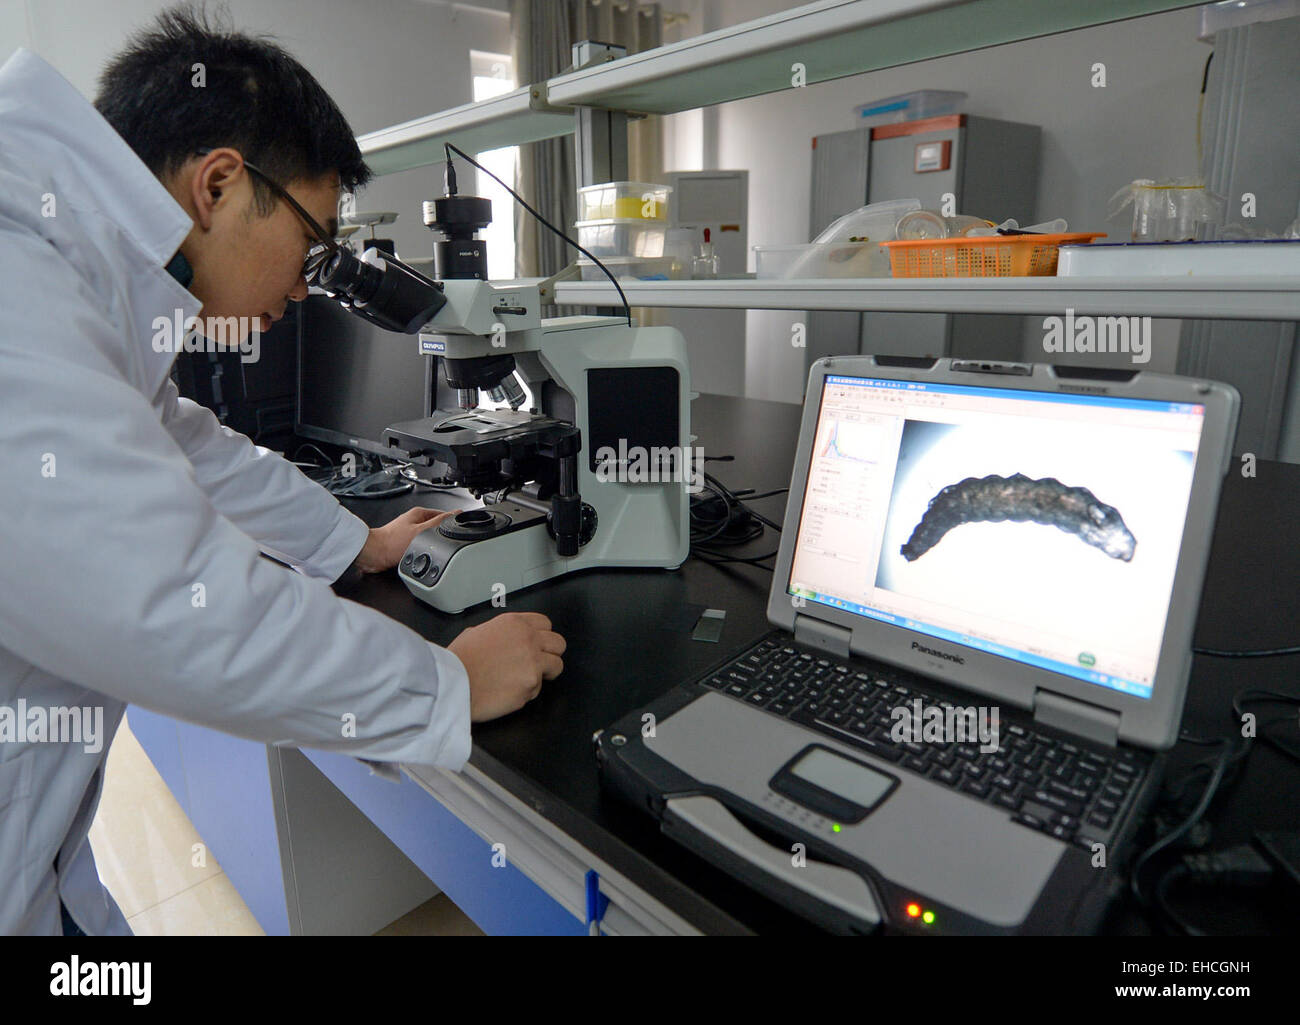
[188,148,246,231]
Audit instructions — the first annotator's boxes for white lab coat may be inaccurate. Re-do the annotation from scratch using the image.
[0,49,472,935]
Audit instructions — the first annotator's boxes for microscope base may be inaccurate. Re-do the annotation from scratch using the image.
[397,499,682,614]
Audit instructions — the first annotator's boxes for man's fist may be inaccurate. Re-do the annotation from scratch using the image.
[448,612,566,722]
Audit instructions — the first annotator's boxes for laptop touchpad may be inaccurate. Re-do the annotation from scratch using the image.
[647,692,1063,928]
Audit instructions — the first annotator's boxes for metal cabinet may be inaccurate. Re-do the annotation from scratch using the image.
[807,114,1041,369]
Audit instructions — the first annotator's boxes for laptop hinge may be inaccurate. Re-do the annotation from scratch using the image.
[1033,689,1121,748]
[793,616,852,660]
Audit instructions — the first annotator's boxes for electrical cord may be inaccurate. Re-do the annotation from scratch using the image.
[689,458,788,570]
[328,467,412,498]
[442,143,633,328]
[1134,685,1300,930]
[1176,730,1226,746]
[1194,644,1300,658]
[1152,844,1274,936]
[1153,863,1201,935]
[1231,690,1300,766]
[290,442,335,467]
[300,452,406,498]
[1129,734,1244,920]
[1162,730,1252,807]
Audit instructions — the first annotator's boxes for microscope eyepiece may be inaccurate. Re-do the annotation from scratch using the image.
[316,247,377,298]
[308,245,447,334]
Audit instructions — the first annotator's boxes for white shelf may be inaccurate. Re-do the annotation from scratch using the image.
[358,86,573,176]
[358,0,1203,174]
[545,0,1203,115]
[551,276,1300,320]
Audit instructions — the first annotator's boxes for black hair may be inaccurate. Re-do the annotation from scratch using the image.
[94,2,371,215]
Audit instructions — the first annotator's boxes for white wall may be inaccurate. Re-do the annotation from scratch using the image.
[664,1,1209,401]
[1,0,511,260]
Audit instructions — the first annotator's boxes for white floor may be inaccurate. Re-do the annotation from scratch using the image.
[87,719,482,936]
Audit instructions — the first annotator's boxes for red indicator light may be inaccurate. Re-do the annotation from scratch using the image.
[906,903,921,918]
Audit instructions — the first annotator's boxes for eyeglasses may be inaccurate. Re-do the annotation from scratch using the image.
[194,148,340,278]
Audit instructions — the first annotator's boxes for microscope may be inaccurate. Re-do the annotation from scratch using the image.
[310,179,694,614]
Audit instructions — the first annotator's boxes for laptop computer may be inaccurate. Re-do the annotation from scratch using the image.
[596,355,1239,934]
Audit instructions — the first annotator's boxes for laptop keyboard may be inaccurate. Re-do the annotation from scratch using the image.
[701,635,1149,849]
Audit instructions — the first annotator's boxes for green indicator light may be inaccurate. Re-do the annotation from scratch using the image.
[922,911,935,925]
[832,823,841,833]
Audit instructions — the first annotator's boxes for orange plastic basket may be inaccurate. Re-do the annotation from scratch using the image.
[881,232,1106,278]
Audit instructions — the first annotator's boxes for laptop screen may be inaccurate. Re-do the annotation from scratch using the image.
[786,374,1207,701]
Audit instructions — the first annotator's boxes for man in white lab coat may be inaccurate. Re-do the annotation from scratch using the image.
[0,8,565,935]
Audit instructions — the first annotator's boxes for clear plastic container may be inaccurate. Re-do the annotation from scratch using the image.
[753,241,888,279]
[577,182,673,222]
[577,256,677,281]
[575,218,668,258]
[1108,179,1226,242]
[854,90,966,128]
[896,211,996,240]
[663,228,696,279]
[813,198,921,244]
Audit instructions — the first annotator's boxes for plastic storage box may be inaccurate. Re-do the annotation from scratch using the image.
[754,241,889,279]
[577,182,672,222]
[854,90,966,128]
[575,219,668,258]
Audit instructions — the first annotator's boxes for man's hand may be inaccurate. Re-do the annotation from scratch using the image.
[355,507,463,574]
[448,613,566,722]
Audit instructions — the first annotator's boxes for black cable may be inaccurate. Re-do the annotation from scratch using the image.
[694,550,779,569]
[702,474,783,534]
[689,461,788,572]
[442,143,633,328]
[1163,734,1252,805]
[1152,864,1204,936]
[1231,688,1299,719]
[1130,736,1242,915]
[1194,645,1300,658]
[1231,690,1300,766]
[702,471,782,534]
[1178,730,1226,746]
[1170,679,1300,815]
[1152,842,1276,936]
[690,482,742,546]
[291,442,334,467]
